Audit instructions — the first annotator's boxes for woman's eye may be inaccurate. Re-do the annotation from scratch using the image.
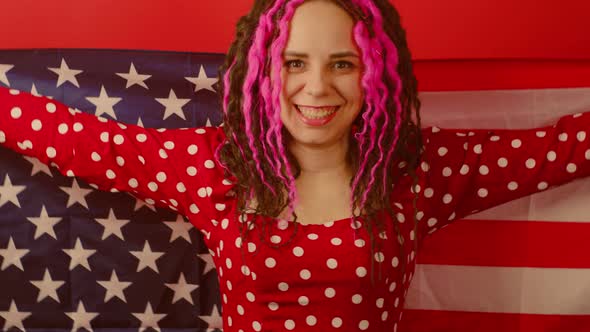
[285,60,304,69]
[334,61,354,70]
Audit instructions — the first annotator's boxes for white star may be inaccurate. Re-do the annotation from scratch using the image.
[97,270,132,303]
[30,268,65,303]
[132,302,167,332]
[205,117,213,127]
[164,273,199,304]
[0,174,27,208]
[197,253,216,276]
[27,205,62,240]
[155,89,191,120]
[0,300,32,331]
[0,64,14,86]
[62,238,96,271]
[59,178,93,209]
[198,304,223,329]
[0,237,29,271]
[30,83,53,99]
[94,208,130,241]
[164,215,193,244]
[85,85,122,119]
[136,117,146,128]
[133,197,156,212]
[116,63,151,89]
[65,301,99,332]
[130,241,164,273]
[185,65,218,92]
[48,58,83,88]
[23,156,53,177]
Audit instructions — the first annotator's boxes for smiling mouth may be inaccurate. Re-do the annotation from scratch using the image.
[295,105,339,119]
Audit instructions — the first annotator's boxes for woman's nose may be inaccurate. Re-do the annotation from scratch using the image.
[304,68,330,97]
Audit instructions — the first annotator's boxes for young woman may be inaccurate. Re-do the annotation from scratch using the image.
[1,0,589,331]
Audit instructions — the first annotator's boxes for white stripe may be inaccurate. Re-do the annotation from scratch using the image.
[406,264,590,315]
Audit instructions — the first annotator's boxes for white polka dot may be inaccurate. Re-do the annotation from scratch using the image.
[498,157,508,167]
[424,188,434,198]
[306,315,317,326]
[547,151,557,162]
[0,131,5,143]
[389,282,396,292]
[196,128,206,134]
[438,147,448,156]
[91,152,101,161]
[526,158,536,169]
[46,103,56,113]
[392,256,399,267]
[443,194,452,204]
[331,238,342,246]
[187,166,197,176]
[293,247,304,257]
[490,135,500,141]
[308,233,318,240]
[559,133,568,142]
[197,187,212,197]
[106,169,116,179]
[188,144,198,155]
[9,89,19,95]
[356,267,367,277]
[252,321,261,331]
[538,182,549,190]
[508,181,518,190]
[331,317,342,328]
[11,107,22,119]
[246,292,255,302]
[327,258,338,269]
[442,167,452,177]
[479,165,489,175]
[427,218,437,227]
[73,123,83,132]
[376,298,384,308]
[156,172,167,182]
[268,302,279,311]
[46,147,56,158]
[159,149,168,159]
[189,204,199,214]
[586,149,590,160]
[164,141,175,150]
[298,296,309,306]
[148,182,158,192]
[421,161,430,172]
[359,320,369,330]
[205,160,215,168]
[128,178,138,188]
[116,156,125,166]
[460,164,470,175]
[473,144,483,154]
[177,182,186,192]
[270,235,281,244]
[300,269,311,280]
[325,288,336,298]
[478,188,488,198]
[577,131,586,142]
[374,252,384,262]
[382,311,389,321]
[278,282,289,291]
[567,163,577,173]
[352,294,362,304]
[285,319,295,330]
[31,119,42,131]
[396,213,405,223]
[511,139,522,148]
[215,203,226,211]
[536,131,546,138]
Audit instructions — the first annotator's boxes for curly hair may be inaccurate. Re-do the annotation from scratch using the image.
[215,0,424,285]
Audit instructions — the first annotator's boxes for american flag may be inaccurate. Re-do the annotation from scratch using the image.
[1,49,590,332]
[0,49,226,331]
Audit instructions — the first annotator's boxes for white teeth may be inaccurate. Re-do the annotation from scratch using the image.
[297,106,338,119]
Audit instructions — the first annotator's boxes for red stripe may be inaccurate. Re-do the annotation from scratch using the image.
[417,219,590,268]
[415,60,590,91]
[400,310,590,332]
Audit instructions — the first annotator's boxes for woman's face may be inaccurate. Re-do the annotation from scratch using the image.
[279,0,364,149]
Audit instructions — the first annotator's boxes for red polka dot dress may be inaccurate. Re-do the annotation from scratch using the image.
[2,86,590,331]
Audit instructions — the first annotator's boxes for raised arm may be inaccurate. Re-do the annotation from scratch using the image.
[414,110,590,240]
[0,86,230,234]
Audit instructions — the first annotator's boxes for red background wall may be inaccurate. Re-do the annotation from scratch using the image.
[2,0,589,59]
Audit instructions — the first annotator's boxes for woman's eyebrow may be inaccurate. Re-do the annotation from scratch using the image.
[283,51,359,58]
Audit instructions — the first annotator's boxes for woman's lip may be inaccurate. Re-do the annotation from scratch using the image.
[296,104,339,108]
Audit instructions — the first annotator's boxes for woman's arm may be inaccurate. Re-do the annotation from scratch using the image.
[0,86,230,234]
[414,110,590,240]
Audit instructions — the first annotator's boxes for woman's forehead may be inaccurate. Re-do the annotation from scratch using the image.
[285,1,358,54]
